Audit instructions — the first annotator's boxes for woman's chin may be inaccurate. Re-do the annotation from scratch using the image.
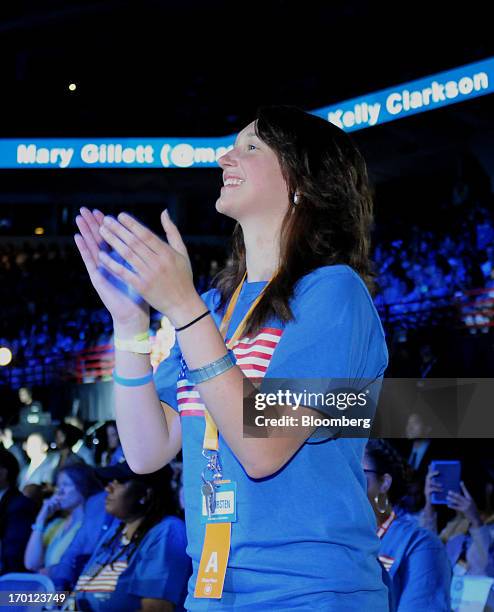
[215,197,236,220]
[217,193,250,221]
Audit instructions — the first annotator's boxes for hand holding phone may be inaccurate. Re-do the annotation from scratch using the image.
[429,460,461,505]
[446,481,483,526]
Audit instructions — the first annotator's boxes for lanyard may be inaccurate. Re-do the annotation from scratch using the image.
[202,270,275,452]
[376,510,396,539]
[194,270,276,600]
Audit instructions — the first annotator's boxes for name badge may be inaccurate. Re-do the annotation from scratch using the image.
[201,481,237,524]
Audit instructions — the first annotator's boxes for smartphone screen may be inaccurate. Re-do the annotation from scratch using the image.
[430,460,461,504]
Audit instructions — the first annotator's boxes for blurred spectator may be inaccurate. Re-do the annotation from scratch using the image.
[18,432,59,490]
[49,465,137,591]
[0,425,27,469]
[101,421,125,466]
[17,386,46,425]
[53,423,86,472]
[364,439,451,611]
[22,483,45,513]
[0,448,38,574]
[64,416,96,466]
[421,465,494,576]
[24,463,102,572]
[71,464,190,611]
[1,196,493,385]
[417,344,439,378]
[390,412,456,515]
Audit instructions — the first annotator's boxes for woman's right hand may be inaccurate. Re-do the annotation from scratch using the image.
[424,466,443,508]
[37,496,61,524]
[74,208,149,328]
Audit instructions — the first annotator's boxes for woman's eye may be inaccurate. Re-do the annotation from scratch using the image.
[247,144,257,151]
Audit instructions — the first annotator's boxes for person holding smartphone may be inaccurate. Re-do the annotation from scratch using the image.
[74,105,389,610]
[422,464,492,575]
[364,439,451,611]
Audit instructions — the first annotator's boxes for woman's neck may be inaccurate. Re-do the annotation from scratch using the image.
[375,510,393,527]
[29,454,47,468]
[241,219,281,282]
[123,515,145,541]
[65,503,84,526]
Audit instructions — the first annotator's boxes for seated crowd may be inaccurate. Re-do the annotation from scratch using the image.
[373,202,494,335]
[0,198,493,379]
[1,410,493,610]
[0,417,190,611]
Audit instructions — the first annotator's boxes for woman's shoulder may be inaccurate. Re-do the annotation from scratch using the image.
[142,516,186,544]
[294,264,385,333]
[135,516,187,560]
[294,264,371,299]
[199,287,223,313]
[199,265,368,300]
[392,515,446,552]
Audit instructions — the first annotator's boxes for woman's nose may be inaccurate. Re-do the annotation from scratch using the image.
[105,480,117,492]
[218,149,238,169]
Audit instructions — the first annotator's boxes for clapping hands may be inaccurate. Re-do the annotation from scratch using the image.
[74,208,199,329]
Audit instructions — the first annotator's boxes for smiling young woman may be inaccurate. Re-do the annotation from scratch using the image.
[74,105,389,610]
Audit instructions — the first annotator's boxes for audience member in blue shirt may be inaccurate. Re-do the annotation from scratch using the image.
[75,105,390,609]
[421,464,494,576]
[24,463,103,573]
[49,490,116,590]
[100,421,125,466]
[364,439,451,611]
[71,464,190,611]
[0,448,37,574]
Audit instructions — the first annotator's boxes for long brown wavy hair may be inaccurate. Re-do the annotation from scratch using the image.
[211,105,375,338]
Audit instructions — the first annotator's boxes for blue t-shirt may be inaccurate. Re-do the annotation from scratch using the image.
[379,513,451,611]
[155,264,389,610]
[50,491,117,590]
[74,516,191,611]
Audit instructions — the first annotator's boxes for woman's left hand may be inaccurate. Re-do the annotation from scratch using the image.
[97,209,200,325]
[446,481,483,527]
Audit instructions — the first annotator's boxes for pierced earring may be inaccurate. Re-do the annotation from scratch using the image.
[293,193,299,206]
[374,494,390,514]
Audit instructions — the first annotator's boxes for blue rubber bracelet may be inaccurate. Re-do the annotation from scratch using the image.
[113,369,154,387]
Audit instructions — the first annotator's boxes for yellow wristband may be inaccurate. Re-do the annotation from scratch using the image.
[114,332,151,354]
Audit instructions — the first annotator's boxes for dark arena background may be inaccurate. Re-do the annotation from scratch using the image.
[0,1,494,610]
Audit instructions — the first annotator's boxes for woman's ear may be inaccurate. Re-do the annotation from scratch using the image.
[140,486,153,505]
[379,473,393,495]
